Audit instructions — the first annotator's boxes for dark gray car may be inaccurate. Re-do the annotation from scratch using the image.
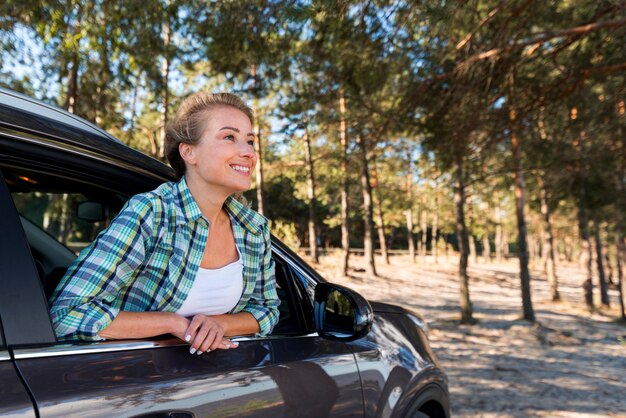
[0,87,449,418]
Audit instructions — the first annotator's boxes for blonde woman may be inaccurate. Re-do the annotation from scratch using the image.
[50,93,279,355]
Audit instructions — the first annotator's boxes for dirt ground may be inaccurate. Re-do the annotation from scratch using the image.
[308,252,626,418]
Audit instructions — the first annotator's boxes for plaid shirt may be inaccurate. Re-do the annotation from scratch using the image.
[49,177,279,341]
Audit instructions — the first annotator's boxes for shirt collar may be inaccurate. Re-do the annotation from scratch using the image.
[174,176,206,226]
[174,176,266,235]
[223,194,266,236]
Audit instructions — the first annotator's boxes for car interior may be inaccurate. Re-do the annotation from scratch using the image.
[2,165,305,340]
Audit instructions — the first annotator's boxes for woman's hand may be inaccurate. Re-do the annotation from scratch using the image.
[168,313,191,341]
[184,314,239,354]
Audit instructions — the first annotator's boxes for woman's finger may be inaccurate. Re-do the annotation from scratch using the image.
[184,315,204,344]
[189,322,211,354]
[207,328,225,352]
[197,326,219,354]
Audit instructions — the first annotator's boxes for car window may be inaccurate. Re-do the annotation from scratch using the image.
[3,166,308,341]
[14,191,114,254]
[4,167,125,301]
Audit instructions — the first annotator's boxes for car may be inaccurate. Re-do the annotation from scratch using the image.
[0,87,449,418]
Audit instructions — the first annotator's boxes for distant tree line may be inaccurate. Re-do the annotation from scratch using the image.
[1,0,624,321]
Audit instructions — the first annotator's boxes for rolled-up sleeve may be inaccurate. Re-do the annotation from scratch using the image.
[49,196,155,341]
[241,225,280,336]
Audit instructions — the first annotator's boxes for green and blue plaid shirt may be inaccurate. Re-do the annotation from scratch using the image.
[49,177,279,341]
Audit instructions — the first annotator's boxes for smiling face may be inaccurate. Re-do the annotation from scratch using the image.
[179,105,256,196]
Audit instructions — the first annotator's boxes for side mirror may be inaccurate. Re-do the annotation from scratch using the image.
[314,282,374,341]
[76,201,107,222]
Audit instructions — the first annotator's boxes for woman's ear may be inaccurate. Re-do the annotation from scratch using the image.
[179,143,196,166]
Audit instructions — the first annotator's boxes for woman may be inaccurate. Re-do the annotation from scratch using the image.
[50,93,279,355]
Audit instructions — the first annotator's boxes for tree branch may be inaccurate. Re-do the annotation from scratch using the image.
[458,18,626,70]
[456,0,509,50]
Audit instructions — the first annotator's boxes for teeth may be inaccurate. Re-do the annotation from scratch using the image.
[231,165,250,173]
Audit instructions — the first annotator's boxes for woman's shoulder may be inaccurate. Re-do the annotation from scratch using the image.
[124,181,180,218]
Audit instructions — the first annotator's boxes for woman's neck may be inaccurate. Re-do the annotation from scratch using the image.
[184,173,229,226]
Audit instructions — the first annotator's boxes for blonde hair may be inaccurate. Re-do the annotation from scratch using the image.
[165,92,254,179]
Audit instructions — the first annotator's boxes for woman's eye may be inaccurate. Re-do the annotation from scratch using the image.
[247,140,255,146]
[224,135,235,142]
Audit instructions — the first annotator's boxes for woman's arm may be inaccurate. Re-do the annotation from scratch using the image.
[98,311,252,354]
[49,195,156,341]
[97,311,190,340]
[239,224,280,336]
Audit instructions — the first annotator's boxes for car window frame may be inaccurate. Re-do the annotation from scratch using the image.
[0,169,57,346]
[0,163,320,350]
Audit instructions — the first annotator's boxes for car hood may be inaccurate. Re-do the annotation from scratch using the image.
[370,300,412,314]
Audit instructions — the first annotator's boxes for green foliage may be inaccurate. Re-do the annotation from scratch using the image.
[1,0,624,256]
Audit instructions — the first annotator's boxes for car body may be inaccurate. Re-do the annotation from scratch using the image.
[0,87,449,418]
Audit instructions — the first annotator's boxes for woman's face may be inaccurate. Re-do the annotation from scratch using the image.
[181,106,256,195]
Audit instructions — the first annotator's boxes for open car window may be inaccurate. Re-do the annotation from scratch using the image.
[3,165,308,341]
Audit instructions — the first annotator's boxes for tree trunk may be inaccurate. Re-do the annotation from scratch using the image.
[370,149,389,265]
[528,238,536,266]
[255,124,266,215]
[339,92,350,276]
[604,226,614,286]
[129,76,140,134]
[467,202,477,265]
[531,235,541,264]
[357,133,377,277]
[159,5,171,160]
[406,208,416,262]
[64,3,83,114]
[606,251,614,286]
[510,108,535,321]
[565,236,574,262]
[538,175,559,300]
[58,194,70,245]
[432,192,439,264]
[406,144,416,262]
[495,203,503,262]
[469,234,477,265]
[420,205,427,262]
[66,55,79,114]
[375,204,389,265]
[616,227,626,320]
[303,115,318,263]
[615,100,626,319]
[455,152,473,324]
[141,126,158,157]
[578,207,594,308]
[553,236,561,263]
[250,64,265,215]
[95,0,114,128]
[594,223,610,307]
[482,234,490,262]
[503,231,510,258]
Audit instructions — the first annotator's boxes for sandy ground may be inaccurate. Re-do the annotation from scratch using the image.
[307,252,626,418]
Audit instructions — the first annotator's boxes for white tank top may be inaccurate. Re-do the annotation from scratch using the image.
[176,249,244,317]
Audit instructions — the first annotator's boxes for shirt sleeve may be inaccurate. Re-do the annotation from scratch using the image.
[240,223,280,337]
[48,195,156,341]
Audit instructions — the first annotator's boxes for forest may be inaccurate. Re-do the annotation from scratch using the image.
[1,0,625,324]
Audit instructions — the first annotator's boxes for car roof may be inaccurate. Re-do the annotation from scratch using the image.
[0,87,175,181]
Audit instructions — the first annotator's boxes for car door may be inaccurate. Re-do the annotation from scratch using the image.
[12,261,364,418]
[0,166,365,418]
[0,325,37,418]
[0,174,42,418]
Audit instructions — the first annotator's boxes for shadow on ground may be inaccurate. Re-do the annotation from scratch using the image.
[312,253,626,418]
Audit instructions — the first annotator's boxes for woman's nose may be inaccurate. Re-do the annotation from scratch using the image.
[239,145,256,159]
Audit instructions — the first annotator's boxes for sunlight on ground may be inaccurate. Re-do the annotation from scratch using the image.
[303,251,626,418]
